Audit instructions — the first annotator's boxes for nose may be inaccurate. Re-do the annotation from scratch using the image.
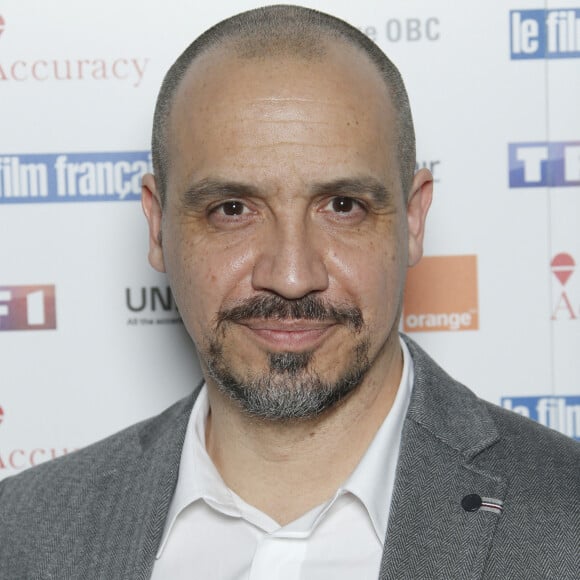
[251,221,329,299]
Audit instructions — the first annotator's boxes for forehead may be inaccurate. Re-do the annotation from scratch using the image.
[166,40,399,191]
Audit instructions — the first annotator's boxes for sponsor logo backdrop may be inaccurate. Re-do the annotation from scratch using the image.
[1,0,579,478]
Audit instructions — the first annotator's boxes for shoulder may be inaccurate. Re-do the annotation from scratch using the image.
[481,399,579,482]
[0,393,195,514]
[403,333,579,485]
[0,393,197,575]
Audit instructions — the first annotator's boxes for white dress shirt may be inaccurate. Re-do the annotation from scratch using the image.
[151,338,413,579]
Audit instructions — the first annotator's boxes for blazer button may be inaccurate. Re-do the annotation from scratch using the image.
[461,494,482,512]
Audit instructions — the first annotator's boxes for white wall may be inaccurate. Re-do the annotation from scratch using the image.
[1,0,579,478]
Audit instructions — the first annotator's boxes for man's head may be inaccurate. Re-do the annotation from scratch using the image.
[151,5,417,206]
[142,5,432,421]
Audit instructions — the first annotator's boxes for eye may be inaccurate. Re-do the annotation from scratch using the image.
[331,197,356,213]
[219,200,247,216]
[207,199,255,228]
[322,196,366,216]
[209,200,252,218]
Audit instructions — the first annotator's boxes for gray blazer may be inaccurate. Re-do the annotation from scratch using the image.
[1,337,579,579]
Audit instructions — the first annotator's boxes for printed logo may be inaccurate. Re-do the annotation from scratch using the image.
[403,255,479,332]
[0,285,56,331]
[0,152,151,203]
[358,17,440,44]
[509,142,580,187]
[0,17,148,87]
[0,447,73,472]
[0,407,75,475]
[510,9,580,59]
[125,286,181,327]
[502,396,580,440]
[551,253,578,320]
[384,17,440,42]
[415,159,441,183]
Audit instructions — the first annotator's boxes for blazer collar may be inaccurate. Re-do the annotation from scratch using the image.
[379,336,506,580]
[402,334,500,458]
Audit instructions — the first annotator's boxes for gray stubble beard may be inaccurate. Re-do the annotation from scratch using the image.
[205,337,371,421]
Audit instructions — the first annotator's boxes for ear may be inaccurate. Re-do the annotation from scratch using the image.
[406,168,433,267]
[141,173,166,273]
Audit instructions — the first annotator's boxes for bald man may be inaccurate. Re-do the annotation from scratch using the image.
[1,6,578,580]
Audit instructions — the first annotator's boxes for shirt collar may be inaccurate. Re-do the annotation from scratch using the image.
[157,336,413,556]
[340,337,414,544]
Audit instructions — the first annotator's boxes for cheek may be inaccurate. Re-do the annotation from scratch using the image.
[163,228,256,333]
[327,231,406,320]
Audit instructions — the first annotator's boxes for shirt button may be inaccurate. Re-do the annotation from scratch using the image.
[461,494,482,512]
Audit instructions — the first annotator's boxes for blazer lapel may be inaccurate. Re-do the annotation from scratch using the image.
[379,338,507,580]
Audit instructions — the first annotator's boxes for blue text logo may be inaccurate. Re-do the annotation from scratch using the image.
[0,151,152,204]
[502,396,580,440]
[511,9,580,59]
[508,142,580,187]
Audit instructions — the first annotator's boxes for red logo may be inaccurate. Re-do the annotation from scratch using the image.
[0,285,57,331]
[0,448,74,472]
[551,253,578,320]
[0,15,148,86]
[551,253,575,286]
[0,406,4,425]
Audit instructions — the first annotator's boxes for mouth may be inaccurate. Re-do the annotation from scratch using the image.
[238,319,337,351]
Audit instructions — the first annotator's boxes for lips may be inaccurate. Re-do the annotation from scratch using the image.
[239,319,336,350]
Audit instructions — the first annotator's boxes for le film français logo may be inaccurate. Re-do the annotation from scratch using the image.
[510,9,580,59]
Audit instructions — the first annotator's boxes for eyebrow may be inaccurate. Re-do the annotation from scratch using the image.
[312,177,392,207]
[181,179,260,211]
[180,176,393,210]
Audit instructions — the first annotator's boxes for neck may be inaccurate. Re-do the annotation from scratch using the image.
[204,333,403,525]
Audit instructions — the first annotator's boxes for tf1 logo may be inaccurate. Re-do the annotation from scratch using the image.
[509,142,580,187]
[0,285,57,331]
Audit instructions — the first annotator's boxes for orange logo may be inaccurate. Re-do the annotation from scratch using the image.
[403,255,479,332]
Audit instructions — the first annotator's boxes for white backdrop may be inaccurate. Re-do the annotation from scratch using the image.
[1,0,579,478]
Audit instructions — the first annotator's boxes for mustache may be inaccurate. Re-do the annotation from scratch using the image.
[216,294,363,331]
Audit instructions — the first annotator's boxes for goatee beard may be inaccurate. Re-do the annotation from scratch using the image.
[204,294,370,421]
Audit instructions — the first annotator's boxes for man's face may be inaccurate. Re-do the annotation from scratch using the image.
[143,42,432,420]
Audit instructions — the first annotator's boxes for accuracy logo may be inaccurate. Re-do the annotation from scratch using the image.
[551,253,578,320]
[510,9,580,59]
[0,14,148,86]
[0,447,73,472]
[509,142,580,188]
[403,255,479,332]
[0,152,151,203]
[0,285,56,331]
[0,59,148,87]
[502,396,580,440]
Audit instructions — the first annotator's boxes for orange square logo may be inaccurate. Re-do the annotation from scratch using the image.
[403,255,479,332]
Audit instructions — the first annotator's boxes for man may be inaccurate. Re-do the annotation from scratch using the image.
[0,5,578,579]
